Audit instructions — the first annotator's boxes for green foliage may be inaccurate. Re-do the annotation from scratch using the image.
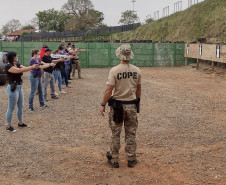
[22,25,35,30]
[113,0,226,42]
[21,32,29,38]
[36,9,69,31]
[62,0,105,30]
[145,18,154,24]
[119,10,139,25]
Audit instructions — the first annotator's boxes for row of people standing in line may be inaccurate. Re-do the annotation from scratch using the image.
[5,43,86,132]
[29,44,87,111]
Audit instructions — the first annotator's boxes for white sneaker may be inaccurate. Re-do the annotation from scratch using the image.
[55,92,59,96]
[59,91,66,94]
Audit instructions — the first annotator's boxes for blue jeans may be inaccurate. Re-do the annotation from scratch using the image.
[61,67,69,86]
[65,63,70,77]
[53,69,62,91]
[43,72,55,99]
[29,74,45,109]
[6,84,23,125]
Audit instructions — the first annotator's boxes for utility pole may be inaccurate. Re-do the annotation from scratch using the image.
[132,0,136,12]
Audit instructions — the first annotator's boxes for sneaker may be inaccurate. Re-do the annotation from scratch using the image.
[78,77,83,79]
[55,92,59,96]
[29,108,35,112]
[68,78,72,80]
[106,151,119,168]
[6,126,16,132]
[18,123,30,128]
[59,91,66,94]
[40,104,49,108]
[128,159,137,168]
[44,99,48,102]
[66,85,71,88]
[51,96,59,99]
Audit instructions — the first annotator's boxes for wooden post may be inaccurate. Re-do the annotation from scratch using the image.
[211,61,214,73]
[185,57,188,66]
[196,58,199,69]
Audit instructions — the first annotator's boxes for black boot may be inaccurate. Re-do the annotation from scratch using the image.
[128,159,137,168]
[106,151,119,168]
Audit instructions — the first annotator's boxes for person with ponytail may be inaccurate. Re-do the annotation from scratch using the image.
[28,49,55,112]
[5,51,39,132]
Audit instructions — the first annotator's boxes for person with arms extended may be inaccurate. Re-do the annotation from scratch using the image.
[28,49,56,112]
[58,41,66,50]
[52,49,67,94]
[100,44,141,168]
[60,46,71,87]
[39,45,48,82]
[69,44,87,79]
[5,51,39,132]
[42,48,64,101]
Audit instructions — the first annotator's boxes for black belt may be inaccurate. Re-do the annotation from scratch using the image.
[10,81,22,85]
[115,100,137,104]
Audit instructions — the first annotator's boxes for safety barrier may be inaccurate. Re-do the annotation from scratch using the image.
[0,42,194,67]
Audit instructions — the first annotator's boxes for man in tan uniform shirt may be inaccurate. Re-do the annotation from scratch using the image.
[100,44,141,168]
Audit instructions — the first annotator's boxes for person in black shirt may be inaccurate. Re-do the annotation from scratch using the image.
[5,51,39,132]
[42,48,64,101]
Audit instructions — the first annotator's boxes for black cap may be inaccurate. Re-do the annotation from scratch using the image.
[72,44,75,48]
[45,48,51,52]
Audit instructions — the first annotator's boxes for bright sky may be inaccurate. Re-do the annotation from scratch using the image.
[0,0,205,29]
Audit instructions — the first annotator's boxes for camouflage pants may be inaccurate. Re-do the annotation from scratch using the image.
[72,60,81,78]
[109,104,138,162]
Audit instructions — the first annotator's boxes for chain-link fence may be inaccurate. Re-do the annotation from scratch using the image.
[19,23,141,42]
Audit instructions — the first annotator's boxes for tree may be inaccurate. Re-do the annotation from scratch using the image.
[62,0,105,30]
[145,18,154,24]
[29,17,39,29]
[36,9,69,31]
[22,25,35,30]
[119,10,139,25]
[1,19,22,35]
[21,32,29,38]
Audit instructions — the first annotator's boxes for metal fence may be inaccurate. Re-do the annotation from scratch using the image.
[0,41,194,67]
[20,23,141,42]
[150,0,205,21]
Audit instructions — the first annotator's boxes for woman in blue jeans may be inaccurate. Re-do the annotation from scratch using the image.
[5,51,39,132]
[28,49,55,112]
[52,49,66,94]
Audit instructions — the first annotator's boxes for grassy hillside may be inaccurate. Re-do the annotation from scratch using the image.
[112,0,226,42]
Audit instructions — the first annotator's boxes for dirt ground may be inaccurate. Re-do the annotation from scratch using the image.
[0,64,226,185]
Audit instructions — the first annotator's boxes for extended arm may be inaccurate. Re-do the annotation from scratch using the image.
[8,64,38,74]
[38,63,55,69]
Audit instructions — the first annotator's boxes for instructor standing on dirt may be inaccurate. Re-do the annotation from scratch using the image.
[100,44,141,168]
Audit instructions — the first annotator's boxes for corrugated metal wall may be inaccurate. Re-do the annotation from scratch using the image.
[0,42,190,67]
